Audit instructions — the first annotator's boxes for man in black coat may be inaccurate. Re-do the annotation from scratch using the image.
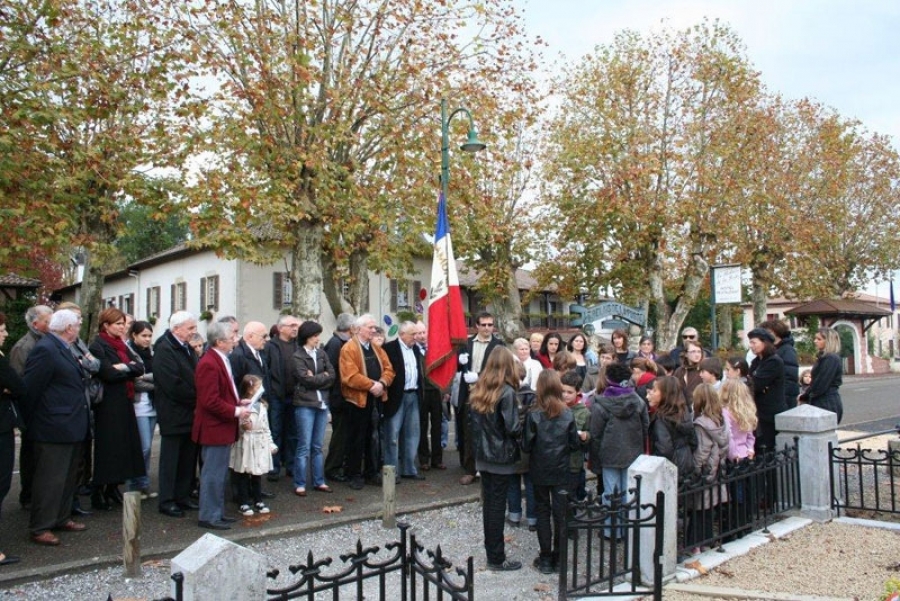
[154,311,200,518]
[21,309,91,546]
[383,322,425,480]
[323,313,354,482]
[414,321,446,471]
[456,312,505,485]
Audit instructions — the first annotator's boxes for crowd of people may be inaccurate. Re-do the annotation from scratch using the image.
[0,303,847,573]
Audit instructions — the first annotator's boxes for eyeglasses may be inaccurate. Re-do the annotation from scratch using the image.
[682,334,697,339]
[478,323,494,328]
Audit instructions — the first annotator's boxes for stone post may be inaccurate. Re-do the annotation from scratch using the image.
[775,404,838,522]
[628,455,678,584]
[171,533,268,600]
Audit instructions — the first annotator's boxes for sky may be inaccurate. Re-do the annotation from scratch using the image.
[515,0,900,296]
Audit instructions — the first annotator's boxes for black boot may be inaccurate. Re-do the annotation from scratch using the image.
[104,484,123,505]
[91,488,111,511]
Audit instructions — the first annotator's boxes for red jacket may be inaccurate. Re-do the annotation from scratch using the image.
[192,349,240,446]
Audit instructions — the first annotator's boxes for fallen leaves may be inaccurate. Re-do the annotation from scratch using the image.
[322,505,343,514]
[684,559,708,575]
[534,582,551,592]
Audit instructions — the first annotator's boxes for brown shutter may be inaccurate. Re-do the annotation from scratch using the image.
[212,276,219,310]
[412,280,421,312]
[389,279,398,311]
[170,284,175,313]
[200,277,207,311]
[273,272,283,310]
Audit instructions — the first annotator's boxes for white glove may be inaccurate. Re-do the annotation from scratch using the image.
[463,372,478,385]
[459,352,469,366]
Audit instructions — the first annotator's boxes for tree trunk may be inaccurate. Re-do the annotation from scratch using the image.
[79,247,106,340]
[492,267,525,343]
[751,266,769,326]
[653,251,709,351]
[716,303,733,350]
[648,255,671,350]
[289,221,323,321]
[347,249,369,314]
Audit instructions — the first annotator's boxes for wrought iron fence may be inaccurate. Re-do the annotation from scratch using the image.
[558,476,664,600]
[676,439,801,556]
[107,524,472,601]
[829,426,900,517]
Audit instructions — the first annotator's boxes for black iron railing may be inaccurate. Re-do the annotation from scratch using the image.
[676,439,801,556]
[829,426,900,517]
[558,477,664,601]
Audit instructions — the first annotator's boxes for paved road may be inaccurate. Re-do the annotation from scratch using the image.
[838,375,900,432]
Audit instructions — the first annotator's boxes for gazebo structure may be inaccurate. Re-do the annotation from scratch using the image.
[0,273,42,303]
[785,298,893,375]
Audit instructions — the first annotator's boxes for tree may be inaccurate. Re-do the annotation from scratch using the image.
[538,21,762,350]
[114,192,190,265]
[1,0,196,336]
[170,0,539,321]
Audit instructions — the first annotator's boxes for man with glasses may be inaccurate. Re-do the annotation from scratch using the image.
[264,315,301,481]
[456,312,505,485]
[669,327,710,364]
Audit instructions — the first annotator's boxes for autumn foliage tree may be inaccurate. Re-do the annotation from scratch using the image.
[169,0,539,321]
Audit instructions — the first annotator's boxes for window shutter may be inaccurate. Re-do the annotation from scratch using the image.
[200,277,207,311]
[170,284,175,313]
[147,288,151,318]
[390,279,398,311]
[273,272,283,310]
[412,280,421,311]
[212,276,219,310]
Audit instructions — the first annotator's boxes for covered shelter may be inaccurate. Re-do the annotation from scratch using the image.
[0,273,42,303]
[785,298,893,375]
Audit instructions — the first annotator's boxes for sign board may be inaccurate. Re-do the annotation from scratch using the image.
[712,265,742,304]
[570,302,646,327]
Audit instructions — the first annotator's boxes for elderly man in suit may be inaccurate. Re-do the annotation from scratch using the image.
[457,311,505,485]
[21,309,91,546]
[193,321,251,530]
[383,321,424,481]
[154,311,200,519]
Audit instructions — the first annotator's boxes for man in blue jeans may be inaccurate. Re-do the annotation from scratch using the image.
[264,315,300,481]
[382,322,423,480]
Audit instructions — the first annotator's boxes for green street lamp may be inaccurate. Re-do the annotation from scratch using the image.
[441,98,486,201]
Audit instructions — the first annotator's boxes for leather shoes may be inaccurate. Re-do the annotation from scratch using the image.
[260,491,276,499]
[420,464,431,471]
[326,471,348,483]
[177,500,200,511]
[220,515,237,523]
[198,520,231,530]
[31,532,60,546]
[159,505,185,518]
[401,474,426,480]
[55,520,87,532]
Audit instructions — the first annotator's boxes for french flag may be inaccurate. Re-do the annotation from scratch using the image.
[425,193,468,389]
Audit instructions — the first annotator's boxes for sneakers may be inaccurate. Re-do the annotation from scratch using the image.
[239,504,254,516]
[255,502,270,514]
[487,559,522,571]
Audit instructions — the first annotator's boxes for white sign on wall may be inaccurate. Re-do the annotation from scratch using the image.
[712,265,742,304]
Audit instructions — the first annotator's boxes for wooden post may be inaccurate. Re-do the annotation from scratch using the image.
[382,465,396,529]
[123,491,142,577]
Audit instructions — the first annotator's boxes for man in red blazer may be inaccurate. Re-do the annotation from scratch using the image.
[192,321,251,530]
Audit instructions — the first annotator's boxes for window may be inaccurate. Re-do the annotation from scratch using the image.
[390,279,410,311]
[146,286,161,319]
[200,275,220,312]
[273,272,292,309]
[104,297,117,308]
[171,281,187,313]
[119,293,134,315]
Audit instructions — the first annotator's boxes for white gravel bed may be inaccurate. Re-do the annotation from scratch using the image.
[3,505,896,601]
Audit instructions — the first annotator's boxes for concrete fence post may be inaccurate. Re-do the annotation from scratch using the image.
[775,404,839,522]
[171,533,268,600]
[628,455,678,584]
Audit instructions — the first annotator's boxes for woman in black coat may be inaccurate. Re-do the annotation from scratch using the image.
[760,320,799,409]
[0,312,24,565]
[798,327,844,423]
[747,328,786,456]
[88,308,146,510]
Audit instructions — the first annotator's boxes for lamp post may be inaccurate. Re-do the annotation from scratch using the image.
[440,98,486,201]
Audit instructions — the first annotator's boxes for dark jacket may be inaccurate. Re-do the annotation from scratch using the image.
[153,330,198,436]
[230,339,269,395]
[324,333,350,408]
[264,337,294,400]
[470,384,521,470]
[0,353,26,433]
[524,407,579,486]
[9,329,42,376]
[649,412,697,477]
[383,339,423,419]
[457,335,504,408]
[749,353,786,424]
[589,385,648,470]
[799,352,843,421]
[21,334,91,443]
[292,346,335,408]
[776,335,800,409]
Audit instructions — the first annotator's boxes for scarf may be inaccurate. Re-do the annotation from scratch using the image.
[100,331,135,400]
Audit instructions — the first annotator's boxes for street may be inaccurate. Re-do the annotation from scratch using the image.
[837,375,900,433]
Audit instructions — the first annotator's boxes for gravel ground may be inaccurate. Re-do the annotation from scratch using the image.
[1,503,898,600]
